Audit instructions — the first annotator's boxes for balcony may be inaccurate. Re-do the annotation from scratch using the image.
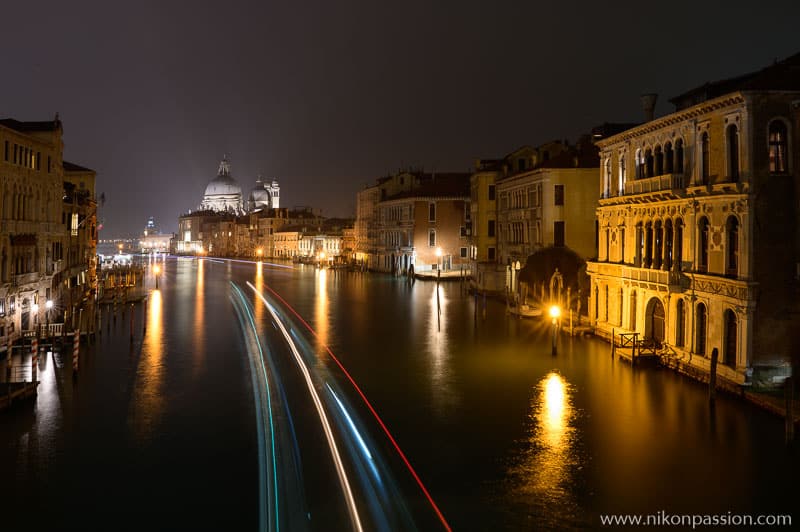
[624,173,685,197]
[589,261,685,290]
[12,272,39,287]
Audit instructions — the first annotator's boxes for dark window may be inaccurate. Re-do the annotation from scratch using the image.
[727,124,739,181]
[518,158,526,172]
[428,203,436,222]
[428,229,436,247]
[460,226,467,237]
[701,132,710,184]
[726,217,738,277]
[665,142,674,173]
[724,309,737,367]
[675,139,684,174]
[675,299,685,347]
[645,148,654,177]
[488,184,495,201]
[3,141,7,161]
[460,247,467,258]
[655,146,663,175]
[769,120,788,173]
[488,220,496,238]
[554,184,564,206]
[696,303,707,355]
[698,217,709,272]
[488,247,496,261]
[554,221,565,247]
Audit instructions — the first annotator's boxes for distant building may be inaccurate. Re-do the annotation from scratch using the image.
[587,52,800,385]
[139,217,172,253]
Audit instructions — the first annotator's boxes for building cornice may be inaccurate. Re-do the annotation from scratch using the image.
[597,92,748,148]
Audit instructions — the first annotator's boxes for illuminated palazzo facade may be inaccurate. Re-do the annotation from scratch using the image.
[587,54,800,384]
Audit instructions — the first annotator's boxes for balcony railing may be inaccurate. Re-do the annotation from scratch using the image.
[624,173,685,196]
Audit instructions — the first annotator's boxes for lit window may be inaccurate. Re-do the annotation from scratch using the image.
[769,120,788,173]
[71,213,79,236]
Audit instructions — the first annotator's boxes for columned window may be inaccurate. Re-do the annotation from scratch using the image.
[645,148,654,178]
[674,219,684,271]
[653,220,663,270]
[635,149,644,179]
[768,120,788,173]
[644,222,653,268]
[675,139,684,175]
[618,155,626,194]
[655,146,663,176]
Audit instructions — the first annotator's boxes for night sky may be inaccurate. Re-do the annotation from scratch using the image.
[2,1,799,237]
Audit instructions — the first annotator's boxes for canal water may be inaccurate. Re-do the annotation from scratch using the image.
[1,257,797,530]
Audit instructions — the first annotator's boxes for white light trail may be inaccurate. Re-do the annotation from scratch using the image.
[248,281,363,532]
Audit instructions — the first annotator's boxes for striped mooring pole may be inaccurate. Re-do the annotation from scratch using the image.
[31,340,38,384]
[73,329,80,375]
[31,336,38,382]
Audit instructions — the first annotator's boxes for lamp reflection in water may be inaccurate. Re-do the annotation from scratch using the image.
[193,257,205,374]
[426,283,455,415]
[507,372,579,522]
[314,267,329,352]
[130,288,165,443]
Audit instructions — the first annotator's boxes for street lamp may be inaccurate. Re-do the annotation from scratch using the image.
[435,247,443,283]
[256,248,263,261]
[154,264,161,290]
[549,305,561,356]
[118,243,123,254]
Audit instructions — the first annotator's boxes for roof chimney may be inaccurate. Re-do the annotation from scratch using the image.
[640,93,658,122]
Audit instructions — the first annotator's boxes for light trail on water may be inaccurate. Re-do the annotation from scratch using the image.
[247,280,452,532]
[250,283,365,532]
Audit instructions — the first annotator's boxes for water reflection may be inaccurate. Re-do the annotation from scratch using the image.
[254,261,264,325]
[130,289,165,442]
[426,284,458,415]
[315,268,329,350]
[508,371,579,519]
[193,259,205,374]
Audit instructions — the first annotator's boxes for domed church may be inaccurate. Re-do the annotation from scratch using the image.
[201,155,243,213]
[248,176,280,212]
[200,155,280,214]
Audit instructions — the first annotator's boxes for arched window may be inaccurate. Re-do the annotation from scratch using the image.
[665,142,674,173]
[674,218,684,271]
[644,221,653,268]
[698,217,709,273]
[727,124,739,181]
[635,149,643,179]
[769,120,788,173]
[726,216,739,277]
[675,138,684,176]
[653,220,663,269]
[645,148,654,178]
[696,303,707,355]
[664,219,673,270]
[603,158,611,198]
[675,299,685,347]
[700,132,710,184]
[635,222,644,267]
[724,309,737,367]
[655,145,664,176]
[618,155,626,195]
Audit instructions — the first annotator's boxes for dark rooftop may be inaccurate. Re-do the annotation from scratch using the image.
[63,160,94,173]
[0,118,61,133]
[670,51,800,110]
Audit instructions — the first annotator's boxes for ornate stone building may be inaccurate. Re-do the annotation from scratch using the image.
[0,116,97,347]
[587,53,800,385]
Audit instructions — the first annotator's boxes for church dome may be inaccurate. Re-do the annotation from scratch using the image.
[201,155,243,213]
[205,174,242,197]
